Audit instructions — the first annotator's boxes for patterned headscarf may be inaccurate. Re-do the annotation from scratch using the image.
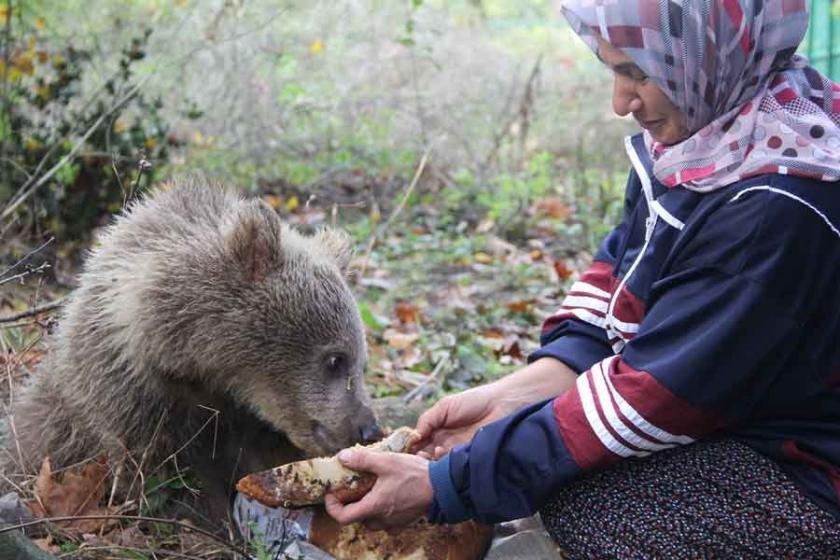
[561,0,840,192]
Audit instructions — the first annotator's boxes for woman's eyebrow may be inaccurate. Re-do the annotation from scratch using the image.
[594,51,644,74]
[613,62,645,75]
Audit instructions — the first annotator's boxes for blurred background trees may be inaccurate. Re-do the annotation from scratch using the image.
[0,0,636,259]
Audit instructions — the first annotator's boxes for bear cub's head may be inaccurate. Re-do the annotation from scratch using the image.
[165,196,382,457]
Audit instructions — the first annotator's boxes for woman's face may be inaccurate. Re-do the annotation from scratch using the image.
[596,37,690,146]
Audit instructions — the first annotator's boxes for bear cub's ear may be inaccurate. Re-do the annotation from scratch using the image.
[314,228,354,274]
[225,200,283,283]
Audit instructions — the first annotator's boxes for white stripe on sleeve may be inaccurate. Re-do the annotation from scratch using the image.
[600,357,695,445]
[590,361,674,453]
[567,281,611,300]
[566,308,608,328]
[576,372,636,458]
[562,295,609,314]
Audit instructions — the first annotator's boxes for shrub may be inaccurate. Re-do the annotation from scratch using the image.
[0,5,174,246]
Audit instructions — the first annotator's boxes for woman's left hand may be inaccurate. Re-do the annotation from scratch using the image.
[324,448,434,529]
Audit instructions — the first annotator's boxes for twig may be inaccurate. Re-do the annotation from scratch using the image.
[0,515,251,557]
[483,55,543,169]
[0,262,50,287]
[122,413,167,513]
[0,297,67,324]
[0,237,54,280]
[152,406,219,473]
[58,545,209,560]
[403,351,451,402]
[2,108,123,221]
[358,147,432,279]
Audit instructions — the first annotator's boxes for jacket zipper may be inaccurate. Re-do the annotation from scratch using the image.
[607,138,659,349]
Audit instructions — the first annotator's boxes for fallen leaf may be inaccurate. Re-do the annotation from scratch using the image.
[535,197,572,220]
[553,260,573,281]
[485,235,517,257]
[394,302,419,325]
[473,252,493,264]
[505,300,533,313]
[29,457,117,534]
[32,537,59,553]
[479,329,504,339]
[497,337,524,360]
[383,329,419,350]
[529,249,544,261]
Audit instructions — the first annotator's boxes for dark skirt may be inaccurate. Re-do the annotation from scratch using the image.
[540,439,840,560]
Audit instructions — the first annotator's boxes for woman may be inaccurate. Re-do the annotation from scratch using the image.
[326,1,840,556]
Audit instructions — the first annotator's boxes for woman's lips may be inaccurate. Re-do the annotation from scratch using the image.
[639,118,665,130]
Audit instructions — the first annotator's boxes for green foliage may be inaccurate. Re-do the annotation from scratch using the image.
[0,8,176,243]
[358,301,385,333]
[247,522,274,560]
[478,150,554,225]
[58,541,80,554]
[141,471,203,517]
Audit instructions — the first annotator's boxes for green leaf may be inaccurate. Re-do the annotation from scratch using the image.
[358,302,383,333]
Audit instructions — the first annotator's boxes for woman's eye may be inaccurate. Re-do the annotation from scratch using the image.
[615,65,649,83]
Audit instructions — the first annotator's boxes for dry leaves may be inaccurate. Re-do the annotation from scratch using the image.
[394,302,419,325]
[383,329,419,350]
[535,197,572,220]
[28,456,117,534]
[553,260,574,281]
[505,299,533,314]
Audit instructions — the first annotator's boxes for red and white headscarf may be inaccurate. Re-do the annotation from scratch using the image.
[562,0,840,192]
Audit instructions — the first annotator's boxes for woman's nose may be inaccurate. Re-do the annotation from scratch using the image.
[612,77,643,117]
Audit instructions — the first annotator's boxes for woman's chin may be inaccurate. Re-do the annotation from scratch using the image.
[648,123,691,146]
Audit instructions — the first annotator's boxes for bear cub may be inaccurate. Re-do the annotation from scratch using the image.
[5,179,381,527]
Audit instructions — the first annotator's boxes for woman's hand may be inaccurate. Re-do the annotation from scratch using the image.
[324,448,433,529]
[416,358,578,459]
[415,384,511,459]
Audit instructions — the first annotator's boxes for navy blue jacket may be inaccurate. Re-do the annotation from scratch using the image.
[428,134,840,524]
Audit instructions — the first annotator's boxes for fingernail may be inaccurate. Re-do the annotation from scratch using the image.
[338,449,354,463]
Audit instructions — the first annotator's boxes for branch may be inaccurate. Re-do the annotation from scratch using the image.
[357,146,432,280]
[0,236,54,280]
[0,297,67,324]
[483,55,543,169]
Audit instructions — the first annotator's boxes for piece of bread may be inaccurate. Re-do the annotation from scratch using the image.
[309,508,492,560]
[236,427,422,508]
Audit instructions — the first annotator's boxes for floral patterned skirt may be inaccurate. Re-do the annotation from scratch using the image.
[540,439,840,560]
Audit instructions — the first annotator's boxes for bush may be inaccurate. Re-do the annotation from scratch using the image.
[0,4,175,246]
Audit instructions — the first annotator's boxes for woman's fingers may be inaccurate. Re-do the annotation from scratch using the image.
[325,452,434,528]
[416,397,451,439]
[325,492,377,525]
[337,447,391,475]
[416,428,474,458]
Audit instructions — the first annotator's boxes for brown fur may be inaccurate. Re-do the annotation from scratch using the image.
[4,178,380,527]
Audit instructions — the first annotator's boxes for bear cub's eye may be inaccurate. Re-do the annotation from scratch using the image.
[325,353,348,375]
